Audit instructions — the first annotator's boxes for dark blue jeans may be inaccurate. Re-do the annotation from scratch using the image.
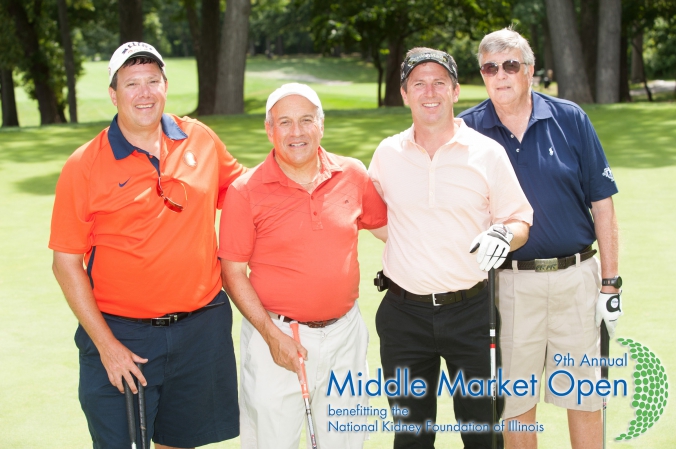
[76,291,239,449]
[376,286,504,449]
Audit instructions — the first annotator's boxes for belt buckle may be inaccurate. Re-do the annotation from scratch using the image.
[534,258,558,272]
[432,293,442,306]
[150,315,177,327]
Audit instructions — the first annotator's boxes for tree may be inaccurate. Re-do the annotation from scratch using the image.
[0,69,20,127]
[596,0,621,103]
[4,0,65,124]
[182,0,221,115]
[57,0,78,122]
[0,1,21,126]
[119,0,143,43]
[579,0,598,100]
[214,0,251,115]
[544,0,593,103]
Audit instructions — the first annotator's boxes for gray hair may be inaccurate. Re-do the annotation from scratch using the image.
[265,106,325,126]
[477,28,535,67]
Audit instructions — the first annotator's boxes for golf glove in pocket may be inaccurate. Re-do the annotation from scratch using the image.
[469,224,513,271]
[595,291,623,339]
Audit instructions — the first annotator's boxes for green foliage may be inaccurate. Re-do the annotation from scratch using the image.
[644,17,676,80]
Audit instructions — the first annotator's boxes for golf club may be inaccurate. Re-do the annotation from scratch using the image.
[600,321,610,449]
[136,362,148,449]
[488,268,498,449]
[123,378,137,449]
[289,321,318,449]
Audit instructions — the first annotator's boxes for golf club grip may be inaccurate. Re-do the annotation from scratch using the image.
[123,379,137,448]
[136,363,148,449]
[600,321,610,380]
[290,322,311,398]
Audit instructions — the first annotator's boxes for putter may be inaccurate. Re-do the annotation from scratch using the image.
[488,268,498,449]
[123,378,137,449]
[289,321,318,449]
[136,362,148,449]
[601,322,610,449]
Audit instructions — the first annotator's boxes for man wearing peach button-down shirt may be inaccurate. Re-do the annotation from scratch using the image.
[368,47,533,449]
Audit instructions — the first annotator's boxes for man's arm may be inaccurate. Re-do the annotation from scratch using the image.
[591,197,620,294]
[52,251,147,393]
[369,226,388,242]
[221,260,307,374]
[504,219,530,252]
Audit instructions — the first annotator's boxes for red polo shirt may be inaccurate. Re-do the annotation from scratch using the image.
[50,114,245,317]
[218,148,387,321]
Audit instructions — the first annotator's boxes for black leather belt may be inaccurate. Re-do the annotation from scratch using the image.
[105,302,225,327]
[503,245,597,272]
[386,276,487,306]
[268,311,341,328]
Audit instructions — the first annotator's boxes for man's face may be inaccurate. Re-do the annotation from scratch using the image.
[109,62,167,132]
[266,95,324,169]
[480,48,534,107]
[401,62,459,126]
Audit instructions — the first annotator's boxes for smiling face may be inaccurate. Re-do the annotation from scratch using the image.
[401,62,460,127]
[109,61,167,133]
[480,48,534,108]
[266,95,324,170]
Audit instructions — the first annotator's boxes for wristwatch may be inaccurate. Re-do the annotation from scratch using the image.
[602,276,622,288]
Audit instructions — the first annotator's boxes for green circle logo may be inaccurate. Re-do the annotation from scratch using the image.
[615,338,668,440]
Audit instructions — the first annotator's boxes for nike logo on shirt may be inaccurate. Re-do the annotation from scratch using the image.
[119,177,131,187]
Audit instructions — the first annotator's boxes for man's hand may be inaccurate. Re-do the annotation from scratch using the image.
[263,330,308,375]
[595,291,623,339]
[469,224,514,271]
[98,337,148,393]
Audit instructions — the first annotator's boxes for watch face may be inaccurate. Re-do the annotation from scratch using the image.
[604,276,622,288]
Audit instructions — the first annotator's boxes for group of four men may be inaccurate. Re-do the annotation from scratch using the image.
[50,28,622,449]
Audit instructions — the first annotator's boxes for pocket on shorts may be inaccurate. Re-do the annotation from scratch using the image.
[74,324,98,356]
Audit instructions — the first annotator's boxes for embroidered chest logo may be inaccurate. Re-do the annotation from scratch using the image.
[549,147,554,156]
[118,177,131,187]
[183,151,197,167]
[602,167,615,182]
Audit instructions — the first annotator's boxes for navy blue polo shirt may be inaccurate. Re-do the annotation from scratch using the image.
[458,92,618,260]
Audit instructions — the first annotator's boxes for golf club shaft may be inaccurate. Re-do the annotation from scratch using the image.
[136,363,148,449]
[123,379,137,449]
[290,322,318,449]
[488,268,497,449]
[600,321,610,449]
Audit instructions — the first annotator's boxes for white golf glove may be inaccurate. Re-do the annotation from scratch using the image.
[469,224,513,271]
[595,291,623,339]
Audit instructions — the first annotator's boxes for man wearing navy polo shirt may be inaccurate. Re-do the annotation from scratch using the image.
[458,28,622,449]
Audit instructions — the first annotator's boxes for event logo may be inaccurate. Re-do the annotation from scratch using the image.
[615,338,668,441]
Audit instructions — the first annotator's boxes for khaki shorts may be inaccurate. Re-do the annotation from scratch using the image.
[498,256,603,418]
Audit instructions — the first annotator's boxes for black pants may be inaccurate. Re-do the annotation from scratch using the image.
[376,287,504,449]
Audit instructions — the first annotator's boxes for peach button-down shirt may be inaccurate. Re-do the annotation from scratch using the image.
[368,119,533,294]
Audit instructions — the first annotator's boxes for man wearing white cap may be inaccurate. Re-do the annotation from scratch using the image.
[50,42,245,448]
[220,83,388,449]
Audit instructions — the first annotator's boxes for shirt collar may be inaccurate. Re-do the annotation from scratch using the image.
[482,91,553,130]
[108,113,188,160]
[261,146,342,186]
[402,118,473,152]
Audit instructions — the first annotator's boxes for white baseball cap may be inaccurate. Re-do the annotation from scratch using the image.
[108,42,166,84]
[265,83,323,116]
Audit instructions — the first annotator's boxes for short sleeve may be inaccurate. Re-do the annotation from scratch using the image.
[218,186,256,262]
[211,129,247,209]
[579,111,618,204]
[359,172,388,230]
[49,151,94,254]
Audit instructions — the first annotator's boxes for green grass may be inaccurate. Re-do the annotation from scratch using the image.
[1,57,676,448]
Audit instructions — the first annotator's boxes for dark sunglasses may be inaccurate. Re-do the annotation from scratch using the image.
[480,60,524,76]
[156,177,186,213]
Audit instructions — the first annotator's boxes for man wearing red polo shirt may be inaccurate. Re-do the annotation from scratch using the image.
[220,83,387,449]
[50,42,245,448]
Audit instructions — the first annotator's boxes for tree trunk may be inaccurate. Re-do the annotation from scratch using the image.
[372,47,384,107]
[580,0,598,101]
[542,18,555,81]
[276,35,284,56]
[57,0,77,123]
[1,68,20,127]
[544,0,593,103]
[619,28,631,102]
[383,39,404,107]
[214,0,251,115]
[529,24,541,71]
[630,31,644,83]
[596,0,621,104]
[6,0,64,124]
[118,0,143,44]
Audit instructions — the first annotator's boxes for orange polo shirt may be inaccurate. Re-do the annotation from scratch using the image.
[218,148,387,322]
[49,114,245,317]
